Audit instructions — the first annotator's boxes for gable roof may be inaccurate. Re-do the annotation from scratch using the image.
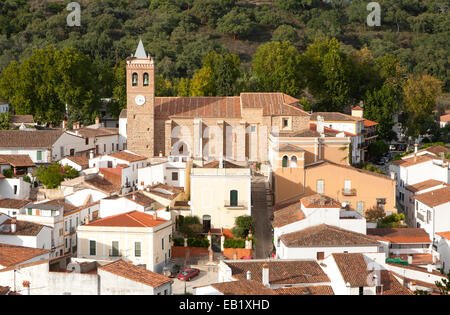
[84,210,167,228]
[367,228,431,244]
[332,253,371,287]
[240,93,308,116]
[280,224,379,248]
[363,119,378,127]
[379,270,412,295]
[99,259,171,288]
[72,127,118,138]
[273,200,305,228]
[60,155,89,168]
[10,115,35,124]
[209,280,275,295]
[108,151,147,162]
[0,154,35,167]
[225,260,330,285]
[84,176,121,194]
[440,114,450,122]
[276,144,305,152]
[144,183,184,200]
[0,198,30,209]
[405,179,446,193]
[413,186,450,207]
[309,123,355,137]
[0,244,50,267]
[274,285,334,295]
[436,231,450,241]
[0,219,46,236]
[123,191,158,207]
[0,130,63,148]
[391,155,434,168]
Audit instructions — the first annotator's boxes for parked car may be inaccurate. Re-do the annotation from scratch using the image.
[163,263,181,278]
[177,268,200,281]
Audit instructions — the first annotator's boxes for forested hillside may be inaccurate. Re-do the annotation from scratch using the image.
[0,0,448,141]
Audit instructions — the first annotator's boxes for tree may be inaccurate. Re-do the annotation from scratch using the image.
[0,112,10,130]
[216,8,254,40]
[368,140,389,161]
[272,25,299,44]
[435,271,450,295]
[231,215,254,238]
[403,74,443,137]
[252,41,304,97]
[35,163,79,189]
[364,206,385,223]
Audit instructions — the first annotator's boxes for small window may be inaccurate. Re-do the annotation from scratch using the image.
[162,237,164,250]
[13,185,17,195]
[135,242,142,257]
[357,202,364,215]
[359,287,364,295]
[132,73,138,86]
[316,180,324,194]
[283,118,289,127]
[172,172,178,181]
[317,252,324,260]
[85,138,89,145]
[230,190,238,207]
[143,73,149,86]
[37,151,42,161]
[291,156,297,168]
[27,208,32,215]
[282,155,289,168]
[89,240,96,256]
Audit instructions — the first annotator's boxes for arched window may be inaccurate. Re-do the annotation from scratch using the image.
[291,156,297,168]
[132,73,138,86]
[282,155,289,168]
[230,190,238,207]
[143,73,149,86]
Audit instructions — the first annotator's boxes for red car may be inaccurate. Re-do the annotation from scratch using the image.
[177,268,200,281]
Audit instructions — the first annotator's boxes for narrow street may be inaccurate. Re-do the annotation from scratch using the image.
[251,175,273,259]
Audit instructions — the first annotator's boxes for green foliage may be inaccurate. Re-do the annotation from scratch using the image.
[187,237,210,248]
[377,213,406,228]
[364,206,385,223]
[173,237,185,246]
[357,162,386,175]
[0,112,10,130]
[435,271,450,295]
[272,25,299,44]
[35,163,79,189]
[223,238,245,249]
[216,8,254,40]
[368,140,389,161]
[2,168,13,178]
[23,175,31,183]
[253,41,304,97]
[231,215,254,238]
[183,216,201,225]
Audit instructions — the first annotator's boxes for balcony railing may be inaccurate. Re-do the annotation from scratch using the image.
[342,188,357,196]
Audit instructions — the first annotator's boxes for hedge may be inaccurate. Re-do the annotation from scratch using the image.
[223,238,245,249]
[173,237,210,248]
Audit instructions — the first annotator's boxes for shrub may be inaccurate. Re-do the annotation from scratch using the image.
[377,213,406,228]
[173,238,185,247]
[187,237,210,248]
[183,216,200,225]
[223,238,245,249]
[231,215,254,238]
[2,169,13,178]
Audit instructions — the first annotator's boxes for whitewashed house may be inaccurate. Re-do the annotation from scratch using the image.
[436,232,450,273]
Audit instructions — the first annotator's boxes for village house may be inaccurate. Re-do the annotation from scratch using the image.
[77,210,173,273]
[0,243,51,270]
[98,191,162,218]
[436,232,450,273]
[0,198,29,217]
[0,255,172,295]
[59,155,89,171]
[10,115,36,129]
[0,213,52,250]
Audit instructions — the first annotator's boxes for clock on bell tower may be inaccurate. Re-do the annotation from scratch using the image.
[126,39,155,159]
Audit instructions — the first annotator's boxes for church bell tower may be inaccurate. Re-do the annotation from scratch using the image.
[126,40,155,159]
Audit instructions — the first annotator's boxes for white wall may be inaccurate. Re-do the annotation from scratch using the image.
[278,242,379,260]
[0,226,52,250]
[0,148,50,164]
[0,177,31,199]
[437,236,450,273]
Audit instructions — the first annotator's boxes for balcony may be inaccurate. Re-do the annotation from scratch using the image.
[342,188,357,196]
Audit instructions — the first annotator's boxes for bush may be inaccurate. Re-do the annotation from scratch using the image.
[183,216,200,225]
[187,237,210,248]
[173,238,184,246]
[231,215,254,238]
[23,175,31,183]
[223,238,245,249]
[377,213,406,228]
[2,169,13,178]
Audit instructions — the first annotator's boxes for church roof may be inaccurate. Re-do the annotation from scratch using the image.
[134,39,148,59]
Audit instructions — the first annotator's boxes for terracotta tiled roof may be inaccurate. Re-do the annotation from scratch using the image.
[124,191,157,207]
[39,199,78,214]
[240,93,309,116]
[274,285,334,295]
[109,150,147,162]
[0,244,50,267]
[405,179,445,193]
[0,219,46,236]
[301,194,341,208]
[99,259,172,288]
[379,270,412,295]
[332,253,371,287]
[309,123,355,137]
[60,155,89,168]
[310,112,364,122]
[273,200,305,228]
[280,224,379,248]
[154,96,241,119]
[367,228,431,244]
[144,183,184,200]
[391,155,434,167]
[422,145,450,156]
[363,119,378,127]
[0,286,10,295]
[436,231,450,240]
[225,260,330,285]
[386,262,443,276]
[73,127,118,138]
[0,130,63,148]
[0,154,35,167]
[0,198,29,209]
[84,176,121,194]
[440,114,450,122]
[352,106,363,111]
[413,186,450,207]
[210,280,276,295]
[10,115,35,124]
[85,210,167,228]
[277,129,321,138]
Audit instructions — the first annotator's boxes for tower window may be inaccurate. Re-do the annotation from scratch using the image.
[282,155,289,168]
[143,73,149,86]
[132,73,138,86]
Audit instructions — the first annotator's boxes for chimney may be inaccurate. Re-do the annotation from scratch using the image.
[85,215,90,225]
[262,263,270,287]
[22,281,30,295]
[408,255,413,265]
[317,115,325,136]
[10,218,16,233]
[159,150,163,158]
[89,150,94,160]
[132,193,136,201]
[390,171,395,180]
[95,117,100,125]
[153,211,157,220]
[246,270,251,280]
